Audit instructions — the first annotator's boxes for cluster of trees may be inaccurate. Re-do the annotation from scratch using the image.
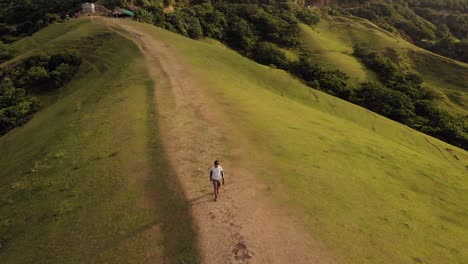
[337,0,468,63]
[290,55,351,99]
[419,38,468,65]
[134,1,320,53]
[0,51,81,135]
[353,45,468,150]
[6,51,81,91]
[0,0,79,43]
[0,80,39,135]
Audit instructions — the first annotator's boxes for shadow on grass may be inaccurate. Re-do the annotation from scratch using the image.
[145,79,200,264]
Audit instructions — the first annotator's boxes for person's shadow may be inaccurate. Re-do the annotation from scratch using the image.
[189,193,213,205]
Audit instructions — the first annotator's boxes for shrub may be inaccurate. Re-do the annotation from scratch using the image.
[49,63,74,88]
[352,82,415,122]
[252,42,288,69]
[296,8,320,26]
[291,54,352,99]
[0,41,13,63]
[0,80,39,135]
[226,16,257,51]
[0,50,81,135]
[48,50,81,69]
[317,70,351,99]
[25,66,49,87]
[24,53,50,68]
[186,16,203,39]
[135,9,156,24]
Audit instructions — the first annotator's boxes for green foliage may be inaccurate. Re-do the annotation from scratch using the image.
[353,45,430,100]
[135,9,157,24]
[338,0,468,62]
[295,8,320,26]
[49,50,81,69]
[50,63,74,87]
[0,80,39,135]
[0,50,81,135]
[0,0,80,41]
[353,45,468,149]
[186,16,203,39]
[0,40,12,63]
[133,2,312,52]
[226,16,257,51]
[291,54,352,99]
[252,42,288,69]
[352,82,415,121]
[421,38,468,63]
[25,66,50,87]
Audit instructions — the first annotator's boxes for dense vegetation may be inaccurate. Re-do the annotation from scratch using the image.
[134,1,320,53]
[0,41,13,64]
[352,45,468,149]
[0,0,80,43]
[0,51,81,135]
[326,0,468,63]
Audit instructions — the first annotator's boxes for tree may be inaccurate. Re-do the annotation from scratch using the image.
[226,16,257,51]
[25,66,49,88]
[353,82,415,122]
[0,41,12,63]
[0,80,39,135]
[296,8,320,26]
[252,42,287,69]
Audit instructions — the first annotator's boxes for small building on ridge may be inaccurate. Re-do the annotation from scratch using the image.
[82,3,95,14]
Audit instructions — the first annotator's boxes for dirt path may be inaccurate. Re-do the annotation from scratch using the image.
[102,18,338,264]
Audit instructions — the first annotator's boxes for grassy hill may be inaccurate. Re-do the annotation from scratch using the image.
[1,17,467,264]
[0,19,198,263]
[123,19,467,263]
[113,18,468,264]
[299,15,468,116]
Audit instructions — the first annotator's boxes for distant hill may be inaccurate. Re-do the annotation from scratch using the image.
[298,15,468,116]
[307,0,468,63]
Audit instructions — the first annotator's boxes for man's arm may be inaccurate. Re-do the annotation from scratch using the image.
[210,170,213,182]
[221,171,224,184]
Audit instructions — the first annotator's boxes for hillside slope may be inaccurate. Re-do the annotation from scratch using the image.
[109,18,468,264]
[0,17,467,264]
[299,15,468,116]
[0,19,198,263]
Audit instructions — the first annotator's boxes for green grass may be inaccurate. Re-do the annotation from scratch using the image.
[299,16,468,115]
[2,16,467,264]
[0,19,198,263]
[122,20,468,264]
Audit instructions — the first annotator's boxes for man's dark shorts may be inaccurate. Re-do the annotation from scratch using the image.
[212,179,221,188]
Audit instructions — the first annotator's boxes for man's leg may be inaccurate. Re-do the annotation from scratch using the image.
[213,181,217,201]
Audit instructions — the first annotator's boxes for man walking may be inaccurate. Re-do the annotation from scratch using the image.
[210,160,224,201]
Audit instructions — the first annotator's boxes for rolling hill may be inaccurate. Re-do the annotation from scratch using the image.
[299,15,468,116]
[0,16,467,264]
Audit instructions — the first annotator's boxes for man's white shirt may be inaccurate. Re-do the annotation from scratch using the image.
[211,166,224,180]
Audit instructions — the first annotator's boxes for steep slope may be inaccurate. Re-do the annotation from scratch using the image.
[0,19,198,263]
[299,15,468,116]
[109,18,468,264]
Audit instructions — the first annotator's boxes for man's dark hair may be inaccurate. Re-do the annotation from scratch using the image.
[214,160,219,164]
